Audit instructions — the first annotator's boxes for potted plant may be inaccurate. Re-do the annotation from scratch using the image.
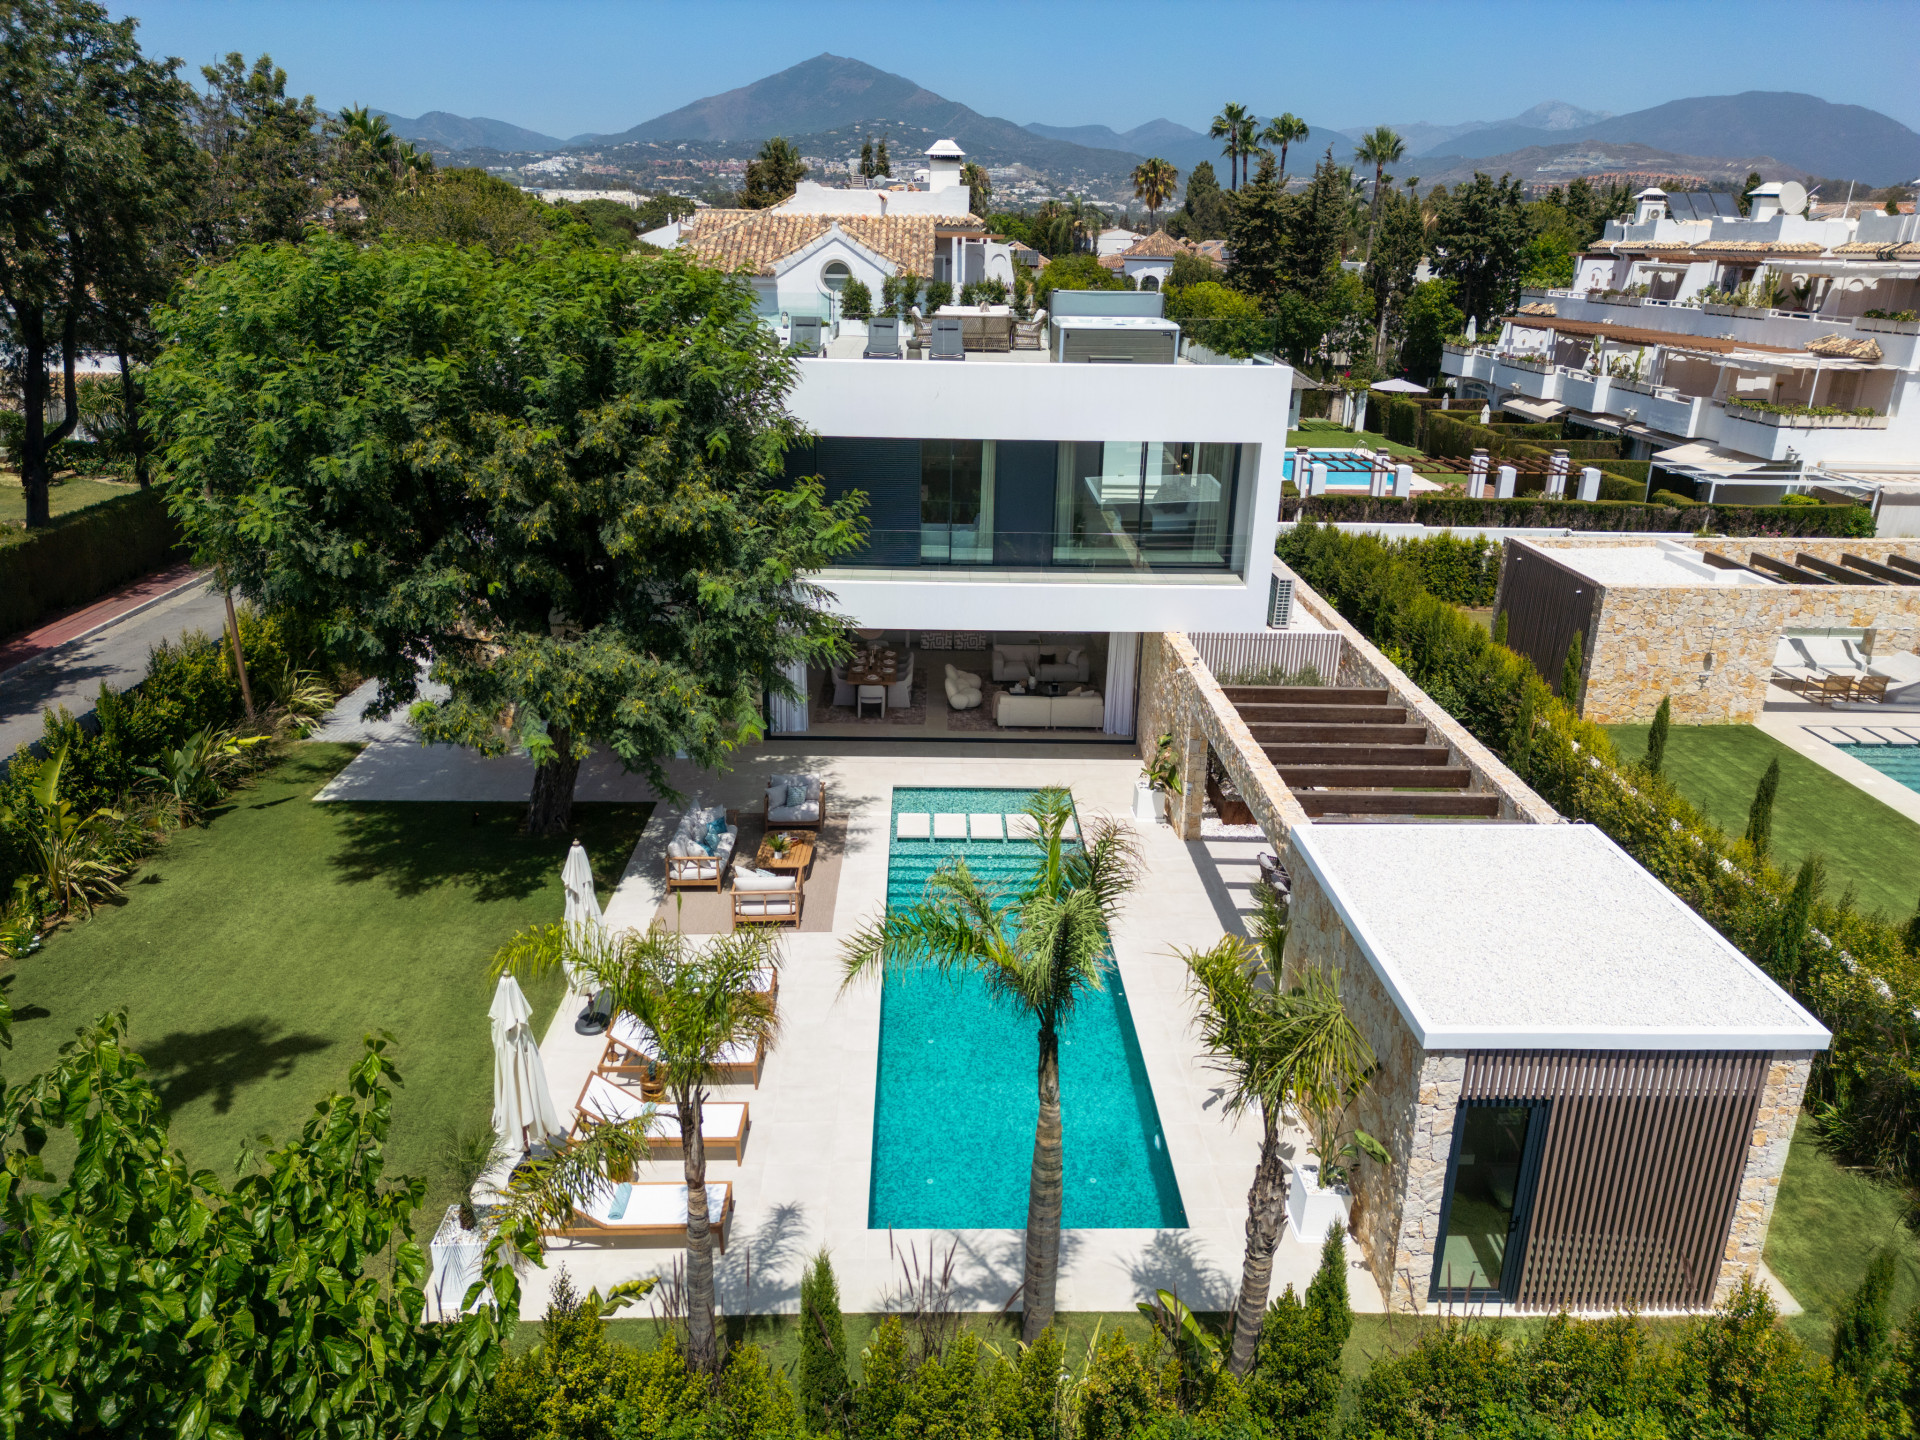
[767,832,791,859]
[1136,732,1183,822]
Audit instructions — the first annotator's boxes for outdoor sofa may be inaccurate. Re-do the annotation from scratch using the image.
[664,805,737,890]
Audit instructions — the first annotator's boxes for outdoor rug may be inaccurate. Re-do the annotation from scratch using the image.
[650,816,846,934]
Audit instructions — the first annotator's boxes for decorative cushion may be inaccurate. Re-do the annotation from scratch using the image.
[1067,647,1085,668]
[766,786,786,811]
[735,869,796,893]
[702,817,726,851]
[785,782,808,808]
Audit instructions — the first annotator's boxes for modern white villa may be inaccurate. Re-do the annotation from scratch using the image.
[1442,184,1920,527]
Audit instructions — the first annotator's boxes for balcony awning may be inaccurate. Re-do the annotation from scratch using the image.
[1500,397,1567,422]
[1652,441,1766,475]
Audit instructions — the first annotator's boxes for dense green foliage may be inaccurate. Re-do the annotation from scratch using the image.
[1285,492,1876,537]
[0,488,184,635]
[741,137,807,209]
[1278,521,1920,1202]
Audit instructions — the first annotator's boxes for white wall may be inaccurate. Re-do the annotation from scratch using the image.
[787,358,1294,633]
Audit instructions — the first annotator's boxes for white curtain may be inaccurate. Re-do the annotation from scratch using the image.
[769,657,810,734]
[1104,632,1139,737]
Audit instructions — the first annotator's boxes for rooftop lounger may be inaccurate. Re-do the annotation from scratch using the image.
[930,316,965,361]
[574,1073,750,1160]
[789,316,823,356]
[969,813,1005,840]
[864,315,903,358]
[544,1180,733,1252]
[932,813,968,839]
[601,1012,766,1087]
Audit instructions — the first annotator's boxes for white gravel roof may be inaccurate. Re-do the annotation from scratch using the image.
[1290,823,1830,1050]
[1545,543,1774,588]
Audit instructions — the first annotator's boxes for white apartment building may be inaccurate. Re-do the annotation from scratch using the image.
[1441,185,1920,523]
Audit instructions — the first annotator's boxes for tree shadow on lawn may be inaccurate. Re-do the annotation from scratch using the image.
[139,1018,335,1116]
[327,802,651,902]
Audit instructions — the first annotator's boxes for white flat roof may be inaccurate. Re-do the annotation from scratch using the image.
[1050,315,1180,332]
[1541,543,1774,588]
[1290,823,1830,1050]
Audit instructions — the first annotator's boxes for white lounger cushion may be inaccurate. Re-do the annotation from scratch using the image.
[933,813,968,839]
[610,1014,760,1067]
[641,1101,747,1143]
[735,897,798,916]
[897,812,932,839]
[733,869,796,892]
[969,813,1004,840]
[579,1073,653,1124]
[575,1180,730,1227]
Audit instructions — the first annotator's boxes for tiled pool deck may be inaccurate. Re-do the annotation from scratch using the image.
[495,744,1386,1319]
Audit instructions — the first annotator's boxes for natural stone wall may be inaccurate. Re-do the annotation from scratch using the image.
[1283,857,1458,1312]
[1715,1051,1814,1304]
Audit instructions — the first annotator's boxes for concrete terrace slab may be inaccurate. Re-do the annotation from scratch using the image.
[1291,823,1829,1050]
[505,746,1384,1320]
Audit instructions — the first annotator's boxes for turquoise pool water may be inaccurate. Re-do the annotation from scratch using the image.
[869,786,1187,1229]
[1835,743,1920,794]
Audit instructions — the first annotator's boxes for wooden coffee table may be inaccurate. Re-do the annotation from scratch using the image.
[753,834,814,876]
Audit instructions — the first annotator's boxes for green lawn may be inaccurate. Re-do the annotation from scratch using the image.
[0,473,139,532]
[3,743,651,1227]
[1767,1127,1920,1353]
[1290,418,1426,460]
[1604,722,1920,923]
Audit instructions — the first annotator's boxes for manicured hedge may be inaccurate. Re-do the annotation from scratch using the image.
[1278,520,1920,1195]
[0,489,185,636]
[1285,492,1875,537]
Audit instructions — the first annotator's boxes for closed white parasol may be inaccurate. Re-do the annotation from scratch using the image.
[561,840,603,991]
[490,975,564,1154]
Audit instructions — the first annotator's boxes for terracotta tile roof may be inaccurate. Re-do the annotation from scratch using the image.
[676,210,953,277]
[1121,229,1185,258]
[1504,313,1802,354]
[1691,240,1828,255]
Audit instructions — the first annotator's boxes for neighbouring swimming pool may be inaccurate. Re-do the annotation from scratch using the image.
[868,786,1187,1230]
[1834,742,1920,794]
[1282,448,1375,488]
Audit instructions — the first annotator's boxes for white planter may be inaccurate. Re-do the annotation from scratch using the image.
[1133,781,1166,823]
[839,318,870,338]
[1287,1159,1351,1239]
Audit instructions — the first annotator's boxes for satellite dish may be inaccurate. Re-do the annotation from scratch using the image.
[1778,181,1807,216]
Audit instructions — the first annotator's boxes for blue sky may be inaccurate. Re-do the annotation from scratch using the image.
[115,1,1920,139]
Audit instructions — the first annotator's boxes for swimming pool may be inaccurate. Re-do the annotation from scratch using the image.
[868,786,1187,1229]
[1834,743,1920,794]
[1282,448,1375,488]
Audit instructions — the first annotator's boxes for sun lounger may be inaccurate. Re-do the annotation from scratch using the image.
[969,813,1005,840]
[575,1073,751,1159]
[601,1012,766,1087]
[544,1180,733,1251]
[897,812,932,839]
[1808,673,1856,706]
[932,813,968,839]
[1854,674,1891,704]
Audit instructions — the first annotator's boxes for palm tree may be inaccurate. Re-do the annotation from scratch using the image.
[1182,884,1379,1379]
[1355,125,1407,263]
[961,161,992,217]
[841,788,1141,1343]
[495,922,782,1372]
[1131,157,1179,230]
[1210,102,1252,190]
[1260,113,1311,186]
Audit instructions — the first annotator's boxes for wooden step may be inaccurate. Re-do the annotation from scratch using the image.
[1248,723,1430,746]
[1264,744,1452,767]
[1234,703,1408,725]
[1842,552,1920,585]
[1221,685,1390,705]
[1294,791,1503,818]
[1279,765,1471,789]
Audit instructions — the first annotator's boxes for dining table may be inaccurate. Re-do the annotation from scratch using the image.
[846,649,898,686]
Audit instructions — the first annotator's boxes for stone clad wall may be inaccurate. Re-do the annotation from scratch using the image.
[1716,1051,1814,1304]
[1283,858,1459,1311]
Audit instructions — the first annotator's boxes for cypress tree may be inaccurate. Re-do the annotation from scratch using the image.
[1491,610,1508,645]
[853,1317,911,1440]
[1509,680,1537,781]
[859,139,873,179]
[1304,1220,1353,1352]
[1646,696,1671,775]
[1832,1249,1898,1387]
[1745,758,1781,856]
[1904,892,1920,957]
[1561,631,1584,705]
[797,1250,850,1431]
[1769,857,1820,994]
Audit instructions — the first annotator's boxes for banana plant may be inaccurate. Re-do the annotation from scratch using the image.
[23,744,125,917]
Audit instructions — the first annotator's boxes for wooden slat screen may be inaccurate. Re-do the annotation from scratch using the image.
[1461,1049,1767,1311]
[1497,545,1596,699]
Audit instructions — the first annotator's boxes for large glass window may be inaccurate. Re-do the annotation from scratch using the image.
[1433,1103,1543,1300]
[921,441,992,564]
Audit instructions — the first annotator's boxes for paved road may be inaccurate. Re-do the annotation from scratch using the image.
[0,577,227,756]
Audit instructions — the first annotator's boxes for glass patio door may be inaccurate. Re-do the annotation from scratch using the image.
[1432,1100,1546,1302]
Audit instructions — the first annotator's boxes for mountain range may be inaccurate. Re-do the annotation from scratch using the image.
[374,56,1920,189]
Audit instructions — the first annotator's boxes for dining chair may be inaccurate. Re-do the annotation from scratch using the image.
[856,684,886,720]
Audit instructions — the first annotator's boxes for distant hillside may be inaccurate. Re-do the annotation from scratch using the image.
[1413,138,1794,193]
[1029,115,1353,176]
[1429,92,1920,183]
[373,109,562,154]
[1353,101,1612,158]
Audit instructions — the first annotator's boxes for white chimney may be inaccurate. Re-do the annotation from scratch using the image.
[1748,182,1782,222]
[1633,187,1667,226]
[924,138,965,193]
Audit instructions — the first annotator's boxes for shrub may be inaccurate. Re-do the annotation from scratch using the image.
[839,277,872,320]
[1248,1286,1339,1440]
[1284,492,1875,538]
[987,1327,1065,1440]
[797,1250,850,1429]
[923,279,954,312]
[0,488,185,636]
[1078,1329,1169,1440]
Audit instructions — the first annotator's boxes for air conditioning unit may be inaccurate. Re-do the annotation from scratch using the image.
[1268,575,1294,628]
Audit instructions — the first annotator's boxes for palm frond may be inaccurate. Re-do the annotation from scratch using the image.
[492,1114,656,1232]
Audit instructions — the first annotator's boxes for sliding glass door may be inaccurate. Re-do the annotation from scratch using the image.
[1431,1100,1546,1302]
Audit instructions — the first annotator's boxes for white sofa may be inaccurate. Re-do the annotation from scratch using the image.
[664,805,737,889]
[944,664,984,710]
[764,772,824,827]
[995,690,1104,729]
[992,641,1092,685]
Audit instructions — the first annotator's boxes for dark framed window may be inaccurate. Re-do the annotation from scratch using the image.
[1430,1099,1549,1303]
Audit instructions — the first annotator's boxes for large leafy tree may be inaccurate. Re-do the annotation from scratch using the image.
[0,1014,534,1436]
[1171,160,1230,241]
[1430,171,1531,328]
[841,789,1141,1343]
[741,137,807,209]
[497,923,782,1373]
[0,0,198,527]
[187,53,328,259]
[149,237,864,833]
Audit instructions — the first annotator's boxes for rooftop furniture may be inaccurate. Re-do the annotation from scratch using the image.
[753,833,813,877]
[1012,309,1047,350]
[969,813,1005,840]
[932,813,968,839]
[856,684,885,719]
[764,773,824,828]
[602,1011,765,1088]
[908,314,930,355]
[789,316,823,355]
[664,806,737,890]
[943,664,983,711]
[543,1180,733,1251]
[930,316,965,361]
[864,315,903,358]
[896,812,932,839]
[732,867,803,927]
[994,690,1105,729]
[934,304,1013,352]
[886,651,916,709]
